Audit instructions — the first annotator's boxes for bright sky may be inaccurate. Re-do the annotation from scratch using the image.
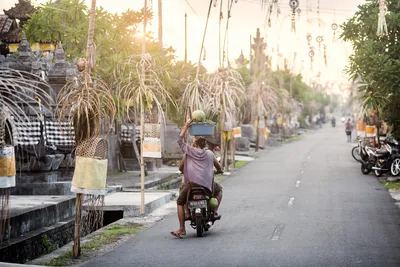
[2,0,366,94]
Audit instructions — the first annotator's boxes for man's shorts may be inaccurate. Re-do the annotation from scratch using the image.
[177,181,223,206]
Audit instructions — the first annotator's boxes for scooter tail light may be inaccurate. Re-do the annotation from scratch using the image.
[192,195,204,200]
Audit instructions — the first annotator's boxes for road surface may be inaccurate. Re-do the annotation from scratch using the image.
[84,125,400,267]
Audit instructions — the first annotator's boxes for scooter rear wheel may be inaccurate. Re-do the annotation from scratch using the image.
[196,216,203,237]
[374,169,383,177]
[361,164,371,175]
[352,146,362,162]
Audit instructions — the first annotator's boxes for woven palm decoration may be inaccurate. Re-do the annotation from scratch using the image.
[71,136,108,195]
[377,0,388,37]
[289,0,299,32]
[142,123,162,158]
[0,108,15,243]
[71,136,108,234]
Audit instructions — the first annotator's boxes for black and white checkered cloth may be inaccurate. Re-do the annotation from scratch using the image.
[11,116,76,148]
[120,125,140,142]
[12,116,42,146]
[44,119,75,147]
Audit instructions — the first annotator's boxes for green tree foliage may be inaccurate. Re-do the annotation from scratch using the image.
[24,0,199,126]
[341,0,400,136]
[23,0,159,81]
[266,70,332,117]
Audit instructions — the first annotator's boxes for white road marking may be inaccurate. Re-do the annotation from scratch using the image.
[271,224,285,241]
[295,181,301,188]
[287,197,295,207]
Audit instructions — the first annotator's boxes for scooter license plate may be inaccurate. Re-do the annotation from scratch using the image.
[188,200,207,209]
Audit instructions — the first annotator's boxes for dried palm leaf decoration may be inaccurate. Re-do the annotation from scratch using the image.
[55,0,116,252]
[0,68,53,243]
[377,0,388,37]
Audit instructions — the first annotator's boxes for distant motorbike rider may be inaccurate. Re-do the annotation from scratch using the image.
[171,119,223,239]
[331,116,336,127]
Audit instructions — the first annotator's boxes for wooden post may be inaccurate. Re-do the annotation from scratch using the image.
[184,13,188,63]
[220,113,225,171]
[73,193,82,258]
[255,116,259,152]
[231,137,236,169]
[158,0,163,45]
[224,138,228,172]
[140,0,148,215]
[140,96,145,214]
[73,0,96,258]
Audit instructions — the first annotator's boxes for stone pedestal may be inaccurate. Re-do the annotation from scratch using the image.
[241,124,256,142]
[235,137,250,151]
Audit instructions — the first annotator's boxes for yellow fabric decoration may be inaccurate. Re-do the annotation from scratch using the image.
[0,146,16,188]
[0,156,16,177]
[222,131,233,141]
[71,156,108,195]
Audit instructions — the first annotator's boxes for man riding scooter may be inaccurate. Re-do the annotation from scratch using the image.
[171,119,223,239]
[178,138,223,222]
[331,116,336,127]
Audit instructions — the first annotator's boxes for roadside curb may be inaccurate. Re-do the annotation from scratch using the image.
[103,191,175,217]
[128,172,181,190]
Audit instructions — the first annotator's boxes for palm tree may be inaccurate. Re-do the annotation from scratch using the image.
[206,67,245,170]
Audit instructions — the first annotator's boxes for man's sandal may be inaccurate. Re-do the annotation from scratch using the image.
[170,231,184,239]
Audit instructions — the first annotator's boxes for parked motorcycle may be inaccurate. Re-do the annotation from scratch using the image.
[187,171,222,237]
[331,117,336,128]
[352,137,369,163]
[360,137,400,177]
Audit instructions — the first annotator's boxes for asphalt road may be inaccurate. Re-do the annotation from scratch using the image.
[84,125,400,267]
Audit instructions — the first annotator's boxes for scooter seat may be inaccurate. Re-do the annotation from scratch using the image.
[376,149,389,155]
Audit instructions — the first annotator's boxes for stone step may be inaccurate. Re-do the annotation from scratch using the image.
[129,172,181,190]
[102,191,175,217]
[3,196,76,242]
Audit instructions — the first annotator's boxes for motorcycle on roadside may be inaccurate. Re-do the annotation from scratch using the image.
[360,137,400,177]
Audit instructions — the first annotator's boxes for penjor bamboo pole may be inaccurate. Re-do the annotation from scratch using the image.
[73,0,96,258]
[73,193,82,257]
[140,0,148,215]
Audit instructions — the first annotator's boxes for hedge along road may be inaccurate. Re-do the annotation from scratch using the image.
[83,125,400,267]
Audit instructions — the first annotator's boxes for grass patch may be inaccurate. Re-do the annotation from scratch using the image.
[82,224,143,252]
[235,161,249,169]
[214,174,224,181]
[40,250,72,266]
[40,224,143,266]
[381,180,400,190]
[282,134,302,144]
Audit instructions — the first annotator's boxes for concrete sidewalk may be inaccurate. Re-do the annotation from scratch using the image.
[107,166,181,190]
[0,263,46,267]
[102,191,176,216]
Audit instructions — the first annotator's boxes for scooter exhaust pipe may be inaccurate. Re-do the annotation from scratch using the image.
[372,167,388,171]
[205,222,212,229]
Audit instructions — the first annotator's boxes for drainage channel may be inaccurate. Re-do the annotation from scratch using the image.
[0,207,124,264]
